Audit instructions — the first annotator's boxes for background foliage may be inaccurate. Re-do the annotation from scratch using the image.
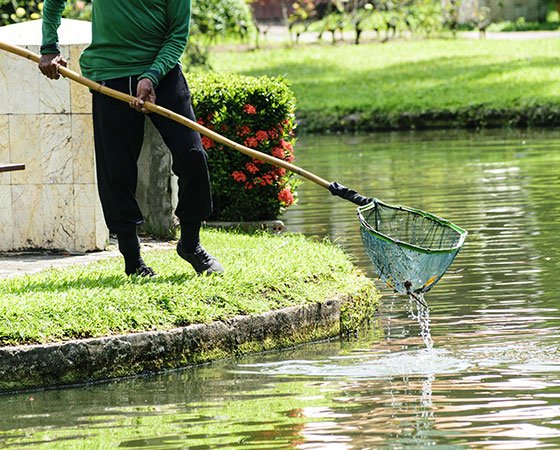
[288,0,450,45]
[188,0,255,68]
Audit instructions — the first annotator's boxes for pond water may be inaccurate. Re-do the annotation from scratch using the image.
[2,129,560,449]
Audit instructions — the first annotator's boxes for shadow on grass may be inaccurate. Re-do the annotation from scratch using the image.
[235,54,560,110]
[2,271,202,296]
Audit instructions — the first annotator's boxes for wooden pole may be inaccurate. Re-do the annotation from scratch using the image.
[0,41,331,190]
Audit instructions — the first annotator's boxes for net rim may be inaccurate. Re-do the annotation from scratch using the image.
[357,199,468,254]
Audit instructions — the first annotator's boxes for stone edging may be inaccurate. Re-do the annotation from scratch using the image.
[0,297,347,394]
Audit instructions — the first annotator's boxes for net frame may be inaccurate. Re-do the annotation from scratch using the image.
[358,199,467,294]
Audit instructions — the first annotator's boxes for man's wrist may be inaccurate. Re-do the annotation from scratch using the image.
[139,69,161,88]
[40,43,61,55]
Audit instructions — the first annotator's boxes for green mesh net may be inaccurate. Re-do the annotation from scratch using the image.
[358,200,467,295]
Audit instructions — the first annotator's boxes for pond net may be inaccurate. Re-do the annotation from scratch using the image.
[358,200,467,295]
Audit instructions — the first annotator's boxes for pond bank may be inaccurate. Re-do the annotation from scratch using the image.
[297,105,560,133]
[0,230,379,393]
[0,296,364,393]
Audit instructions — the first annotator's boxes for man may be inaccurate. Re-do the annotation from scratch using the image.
[39,0,223,277]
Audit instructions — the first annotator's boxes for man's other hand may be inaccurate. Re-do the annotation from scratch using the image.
[38,54,68,80]
[130,78,156,113]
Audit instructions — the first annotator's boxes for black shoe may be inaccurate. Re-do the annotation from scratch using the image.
[129,265,157,278]
[177,243,224,275]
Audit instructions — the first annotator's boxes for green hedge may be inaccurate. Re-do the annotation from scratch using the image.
[189,72,299,222]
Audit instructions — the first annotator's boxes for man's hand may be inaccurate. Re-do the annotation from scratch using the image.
[130,78,156,114]
[38,54,68,80]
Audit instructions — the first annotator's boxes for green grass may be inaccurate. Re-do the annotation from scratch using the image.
[207,38,560,130]
[0,230,375,346]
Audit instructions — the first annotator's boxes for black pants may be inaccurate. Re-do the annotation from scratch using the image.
[92,65,212,234]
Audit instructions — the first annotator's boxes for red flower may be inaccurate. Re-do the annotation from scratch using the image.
[245,182,254,190]
[232,171,246,183]
[278,188,294,206]
[201,136,214,149]
[280,139,293,151]
[268,129,278,140]
[255,130,268,141]
[276,167,287,177]
[238,125,251,136]
[244,137,258,148]
[285,152,295,163]
[262,173,274,185]
[244,104,257,115]
[197,118,205,125]
[246,162,259,174]
[271,147,285,159]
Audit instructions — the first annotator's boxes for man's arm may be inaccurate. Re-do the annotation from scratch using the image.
[131,0,190,112]
[38,0,68,79]
[138,0,190,87]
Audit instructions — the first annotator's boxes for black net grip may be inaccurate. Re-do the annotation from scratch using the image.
[328,182,373,206]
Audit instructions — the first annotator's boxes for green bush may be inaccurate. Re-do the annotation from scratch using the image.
[186,0,256,68]
[189,72,299,222]
[191,0,254,43]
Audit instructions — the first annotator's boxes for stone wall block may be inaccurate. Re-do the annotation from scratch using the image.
[9,115,41,185]
[0,54,8,115]
[0,116,10,186]
[11,184,44,249]
[6,47,40,115]
[0,185,13,249]
[42,115,73,184]
[95,199,108,249]
[69,44,91,114]
[71,114,95,184]
[42,184,75,250]
[74,183,105,252]
[39,76,71,115]
[38,46,71,114]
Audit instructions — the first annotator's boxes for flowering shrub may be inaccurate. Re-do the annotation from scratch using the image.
[189,72,298,221]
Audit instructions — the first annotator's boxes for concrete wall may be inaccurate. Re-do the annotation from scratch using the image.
[0,19,109,252]
[0,19,177,251]
[456,0,548,23]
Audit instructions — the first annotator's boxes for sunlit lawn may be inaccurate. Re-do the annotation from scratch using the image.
[0,230,375,346]
[208,38,560,116]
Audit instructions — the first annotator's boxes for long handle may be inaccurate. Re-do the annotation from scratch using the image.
[0,41,330,187]
[0,41,372,206]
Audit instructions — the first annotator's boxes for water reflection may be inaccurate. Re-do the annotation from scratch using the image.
[1,129,560,448]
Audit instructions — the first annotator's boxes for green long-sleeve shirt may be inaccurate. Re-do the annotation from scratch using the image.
[41,0,191,86]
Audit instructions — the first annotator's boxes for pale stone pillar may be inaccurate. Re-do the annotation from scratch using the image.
[0,19,108,252]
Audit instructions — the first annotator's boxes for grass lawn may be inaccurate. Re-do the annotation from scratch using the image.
[207,38,560,130]
[0,230,376,346]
